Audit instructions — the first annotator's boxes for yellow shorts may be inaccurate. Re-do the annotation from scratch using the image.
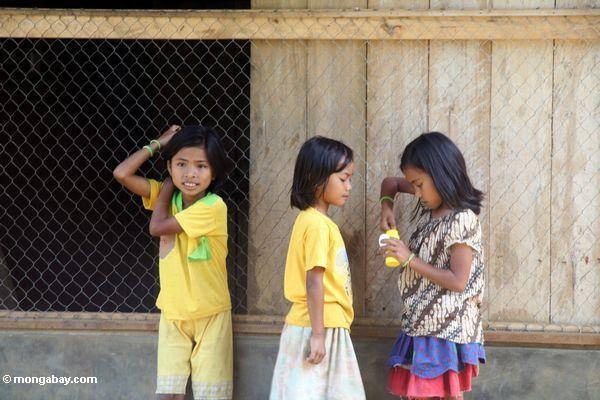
[156,310,233,399]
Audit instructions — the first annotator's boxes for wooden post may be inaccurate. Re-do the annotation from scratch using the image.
[365,0,429,319]
[306,0,368,317]
[428,0,492,323]
[247,0,308,315]
[488,0,554,323]
[550,0,600,326]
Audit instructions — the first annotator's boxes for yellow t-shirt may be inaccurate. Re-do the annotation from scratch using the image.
[284,207,354,330]
[142,179,231,320]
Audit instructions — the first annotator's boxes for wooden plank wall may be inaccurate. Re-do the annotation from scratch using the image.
[247,1,600,329]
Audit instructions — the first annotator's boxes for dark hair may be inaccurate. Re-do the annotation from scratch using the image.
[400,132,484,215]
[161,125,228,193]
[290,136,353,210]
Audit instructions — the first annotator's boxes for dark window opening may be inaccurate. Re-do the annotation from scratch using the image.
[0,36,251,313]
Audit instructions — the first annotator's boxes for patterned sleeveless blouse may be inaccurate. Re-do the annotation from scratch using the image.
[398,208,485,344]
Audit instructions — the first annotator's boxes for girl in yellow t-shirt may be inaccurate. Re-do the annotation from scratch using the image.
[269,136,366,400]
[113,125,232,400]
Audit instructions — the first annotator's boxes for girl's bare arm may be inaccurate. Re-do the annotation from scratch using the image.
[149,178,184,237]
[380,177,415,230]
[113,147,155,198]
[306,267,326,364]
[380,176,415,199]
[113,125,181,198]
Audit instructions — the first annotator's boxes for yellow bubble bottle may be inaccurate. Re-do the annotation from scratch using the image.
[378,229,401,268]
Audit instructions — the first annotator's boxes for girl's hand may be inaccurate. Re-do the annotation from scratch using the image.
[307,332,326,364]
[156,125,181,147]
[382,237,412,264]
[380,206,396,231]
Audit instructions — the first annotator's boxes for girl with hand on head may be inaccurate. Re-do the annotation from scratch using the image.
[114,125,233,400]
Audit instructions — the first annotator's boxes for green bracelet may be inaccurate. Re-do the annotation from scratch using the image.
[143,145,154,157]
[150,139,161,150]
[402,253,415,268]
[380,195,394,205]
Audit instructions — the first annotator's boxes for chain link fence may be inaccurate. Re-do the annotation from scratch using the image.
[0,7,599,334]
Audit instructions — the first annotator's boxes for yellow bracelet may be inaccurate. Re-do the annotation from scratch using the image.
[402,253,415,268]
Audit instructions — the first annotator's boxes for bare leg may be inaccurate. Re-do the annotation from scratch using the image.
[409,397,440,400]
[157,394,186,400]
[444,394,464,400]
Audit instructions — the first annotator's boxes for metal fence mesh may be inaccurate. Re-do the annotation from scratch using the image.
[0,9,598,333]
[0,36,251,313]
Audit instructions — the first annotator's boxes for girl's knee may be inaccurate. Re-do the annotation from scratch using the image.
[157,394,186,400]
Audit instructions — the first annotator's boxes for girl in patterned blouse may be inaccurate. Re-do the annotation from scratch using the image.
[379,132,486,400]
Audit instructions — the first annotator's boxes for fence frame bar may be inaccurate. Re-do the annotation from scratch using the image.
[1,312,598,348]
[1,8,599,40]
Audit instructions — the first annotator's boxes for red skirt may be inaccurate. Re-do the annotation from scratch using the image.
[388,364,478,398]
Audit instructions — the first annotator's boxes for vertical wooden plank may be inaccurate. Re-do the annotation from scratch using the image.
[489,0,555,326]
[365,0,429,319]
[247,0,308,315]
[306,0,368,316]
[557,0,600,6]
[551,41,600,325]
[551,0,600,326]
[428,0,491,324]
[427,41,491,194]
[492,0,555,7]
[369,0,429,7]
[488,36,553,322]
[431,0,492,8]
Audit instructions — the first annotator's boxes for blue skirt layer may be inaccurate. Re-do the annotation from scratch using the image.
[387,331,486,379]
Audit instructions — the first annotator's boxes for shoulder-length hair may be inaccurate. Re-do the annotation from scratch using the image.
[162,125,228,193]
[290,136,353,210]
[400,132,484,215]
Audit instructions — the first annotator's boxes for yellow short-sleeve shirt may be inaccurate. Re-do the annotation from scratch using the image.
[284,207,354,330]
[142,179,231,320]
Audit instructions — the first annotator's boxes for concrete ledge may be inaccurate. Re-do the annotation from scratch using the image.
[1,330,599,399]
